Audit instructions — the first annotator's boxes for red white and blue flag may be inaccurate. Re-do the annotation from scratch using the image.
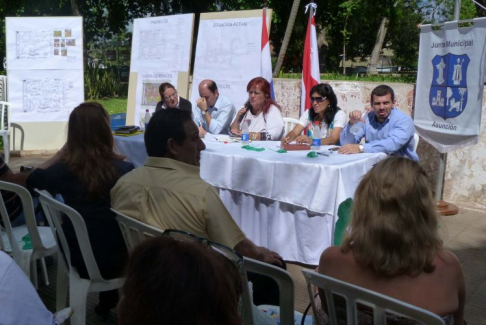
[301,4,320,116]
[261,8,276,100]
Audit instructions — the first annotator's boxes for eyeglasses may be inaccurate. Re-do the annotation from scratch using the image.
[163,91,178,101]
[310,96,326,103]
[162,229,243,269]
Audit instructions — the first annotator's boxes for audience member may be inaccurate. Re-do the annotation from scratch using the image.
[282,83,346,145]
[230,77,284,140]
[155,82,192,112]
[193,79,235,137]
[318,157,464,324]
[112,109,280,265]
[339,85,418,161]
[119,236,242,325]
[26,102,134,317]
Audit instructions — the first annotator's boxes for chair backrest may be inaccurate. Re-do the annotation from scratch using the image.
[0,76,7,102]
[413,132,419,152]
[111,208,164,252]
[35,189,105,282]
[302,270,445,325]
[0,101,11,132]
[0,181,50,256]
[283,117,300,135]
[240,257,295,325]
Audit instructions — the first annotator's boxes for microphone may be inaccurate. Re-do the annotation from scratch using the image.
[238,102,251,123]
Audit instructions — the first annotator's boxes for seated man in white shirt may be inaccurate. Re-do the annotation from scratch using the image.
[193,79,235,137]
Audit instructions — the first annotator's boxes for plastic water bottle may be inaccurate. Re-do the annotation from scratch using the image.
[241,119,250,146]
[311,121,321,151]
[350,112,366,135]
[144,109,151,130]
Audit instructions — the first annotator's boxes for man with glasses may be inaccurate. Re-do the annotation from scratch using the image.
[192,79,235,137]
[155,82,192,112]
[111,109,282,266]
[339,84,418,161]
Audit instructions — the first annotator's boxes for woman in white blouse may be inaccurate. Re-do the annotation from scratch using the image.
[230,77,284,141]
[282,83,347,145]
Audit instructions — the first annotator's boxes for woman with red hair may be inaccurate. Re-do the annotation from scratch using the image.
[230,77,284,140]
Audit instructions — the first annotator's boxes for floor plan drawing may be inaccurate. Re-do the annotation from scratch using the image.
[22,78,74,113]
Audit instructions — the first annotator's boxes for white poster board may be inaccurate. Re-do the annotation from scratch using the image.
[6,17,84,124]
[127,14,194,126]
[414,18,486,153]
[190,10,269,111]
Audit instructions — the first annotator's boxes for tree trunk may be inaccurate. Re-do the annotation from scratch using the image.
[367,17,389,75]
[273,0,301,77]
[71,0,80,16]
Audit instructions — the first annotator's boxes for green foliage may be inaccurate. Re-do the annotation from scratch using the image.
[91,98,127,115]
[85,66,122,99]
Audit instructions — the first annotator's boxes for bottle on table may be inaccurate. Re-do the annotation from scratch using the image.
[144,109,151,130]
[241,119,250,146]
[311,121,321,151]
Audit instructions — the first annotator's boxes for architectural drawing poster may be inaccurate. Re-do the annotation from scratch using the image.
[6,17,83,70]
[415,18,486,153]
[8,69,84,122]
[191,12,263,110]
[130,15,194,72]
[134,71,178,127]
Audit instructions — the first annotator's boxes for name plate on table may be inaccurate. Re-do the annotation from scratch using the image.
[281,143,311,151]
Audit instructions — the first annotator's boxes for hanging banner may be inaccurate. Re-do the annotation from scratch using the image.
[414,18,486,153]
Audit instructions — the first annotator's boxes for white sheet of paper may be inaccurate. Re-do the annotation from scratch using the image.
[6,17,83,70]
[9,69,84,122]
[130,15,194,72]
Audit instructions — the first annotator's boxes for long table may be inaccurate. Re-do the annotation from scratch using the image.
[114,134,386,265]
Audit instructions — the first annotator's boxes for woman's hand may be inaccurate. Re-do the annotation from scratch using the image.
[236,106,248,120]
[231,128,241,136]
[281,136,292,145]
[295,135,312,145]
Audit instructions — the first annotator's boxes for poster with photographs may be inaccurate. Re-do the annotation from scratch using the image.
[6,17,83,70]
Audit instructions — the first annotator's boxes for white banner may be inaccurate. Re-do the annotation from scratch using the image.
[6,17,83,71]
[414,18,486,153]
[191,14,262,110]
[133,71,178,127]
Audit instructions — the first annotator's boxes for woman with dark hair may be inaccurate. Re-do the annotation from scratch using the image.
[230,77,284,140]
[317,157,465,324]
[119,236,243,325]
[282,83,346,145]
[26,102,134,316]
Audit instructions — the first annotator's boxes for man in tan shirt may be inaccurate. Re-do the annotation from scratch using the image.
[111,109,282,265]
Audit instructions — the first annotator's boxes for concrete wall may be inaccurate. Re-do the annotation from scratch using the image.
[273,78,485,211]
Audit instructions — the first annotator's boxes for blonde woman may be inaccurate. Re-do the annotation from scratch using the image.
[318,157,465,325]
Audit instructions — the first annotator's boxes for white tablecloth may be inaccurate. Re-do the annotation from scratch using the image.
[114,134,386,264]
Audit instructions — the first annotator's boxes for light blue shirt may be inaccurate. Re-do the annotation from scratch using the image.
[340,108,418,161]
[193,94,235,135]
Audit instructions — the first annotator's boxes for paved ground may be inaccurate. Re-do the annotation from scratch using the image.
[8,154,486,324]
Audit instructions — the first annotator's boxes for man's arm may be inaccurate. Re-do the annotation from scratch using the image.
[234,238,283,266]
[207,99,235,134]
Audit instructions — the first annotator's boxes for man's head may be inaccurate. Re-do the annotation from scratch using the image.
[145,109,206,166]
[198,80,219,107]
[159,83,179,109]
[370,85,395,123]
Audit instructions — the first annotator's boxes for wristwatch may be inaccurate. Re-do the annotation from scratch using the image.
[203,110,209,115]
[358,144,364,153]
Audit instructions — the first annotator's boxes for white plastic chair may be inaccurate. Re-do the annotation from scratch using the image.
[240,257,295,325]
[301,269,445,325]
[283,117,299,135]
[0,181,57,288]
[112,208,164,252]
[36,189,125,325]
[413,132,419,152]
[0,101,11,163]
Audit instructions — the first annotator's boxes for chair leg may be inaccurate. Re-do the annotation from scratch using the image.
[56,257,69,312]
[29,258,39,289]
[40,257,49,286]
[2,134,9,163]
[69,273,91,325]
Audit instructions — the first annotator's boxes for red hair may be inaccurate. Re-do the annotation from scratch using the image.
[246,77,281,114]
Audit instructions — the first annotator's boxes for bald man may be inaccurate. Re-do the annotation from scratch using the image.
[192,79,235,136]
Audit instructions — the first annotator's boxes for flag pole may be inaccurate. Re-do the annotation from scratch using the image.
[435,0,460,216]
